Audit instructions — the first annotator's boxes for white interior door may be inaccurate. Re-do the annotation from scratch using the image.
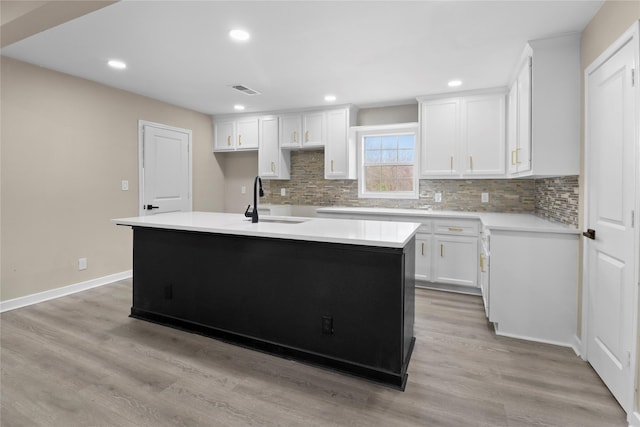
[139,122,192,215]
[584,36,637,413]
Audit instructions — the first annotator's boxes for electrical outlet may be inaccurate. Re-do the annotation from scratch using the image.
[121,180,128,191]
[78,257,87,271]
[322,315,334,334]
[280,188,286,196]
[434,192,442,203]
[481,192,489,203]
[241,185,246,194]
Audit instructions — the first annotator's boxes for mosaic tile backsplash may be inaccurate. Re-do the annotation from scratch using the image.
[262,151,578,226]
[534,176,579,228]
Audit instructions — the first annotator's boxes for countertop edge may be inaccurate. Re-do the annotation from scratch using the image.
[112,214,421,249]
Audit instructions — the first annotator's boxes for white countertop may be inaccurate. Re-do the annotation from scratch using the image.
[112,211,421,248]
[316,207,579,235]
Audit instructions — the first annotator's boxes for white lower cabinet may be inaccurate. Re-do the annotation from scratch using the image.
[432,234,478,287]
[414,234,432,282]
[488,229,578,346]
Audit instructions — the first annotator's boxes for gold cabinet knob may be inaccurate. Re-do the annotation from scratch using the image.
[227,135,231,146]
[238,134,242,146]
[293,131,297,143]
[305,130,309,142]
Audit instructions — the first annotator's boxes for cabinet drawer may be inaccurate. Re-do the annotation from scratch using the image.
[433,219,480,236]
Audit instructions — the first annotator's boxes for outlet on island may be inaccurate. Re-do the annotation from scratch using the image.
[322,315,334,334]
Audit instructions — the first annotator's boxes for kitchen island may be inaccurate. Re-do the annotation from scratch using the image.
[113,211,419,389]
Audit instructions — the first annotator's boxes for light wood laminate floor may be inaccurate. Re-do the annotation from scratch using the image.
[1,279,627,426]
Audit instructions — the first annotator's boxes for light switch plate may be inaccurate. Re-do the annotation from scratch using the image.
[434,192,442,203]
[241,186,246,194]
[121,180,128,191]
[481,192,489,203]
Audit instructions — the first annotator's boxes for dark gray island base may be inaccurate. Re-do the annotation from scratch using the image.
[130,226,416,390]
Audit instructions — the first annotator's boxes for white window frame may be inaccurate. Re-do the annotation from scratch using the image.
[354,122,420,199]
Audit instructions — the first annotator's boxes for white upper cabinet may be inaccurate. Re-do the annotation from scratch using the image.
[213,120,236,151]
[508,57,532,174]
[259,116,290,180]
[462,93,506,176]
[324,107,356,179]
[236,117,260,150]
[508,33,580,177]
[280,111,325,149]
[213,117,259,152]
[279,114,302,148]
[419,98,460,176]
[419,89,506,178]
[302,111,325,148]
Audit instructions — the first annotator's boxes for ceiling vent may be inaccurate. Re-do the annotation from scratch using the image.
[230,84,261,96]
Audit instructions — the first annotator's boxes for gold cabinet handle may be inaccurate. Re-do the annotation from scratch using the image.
[271,161,275,173]
[305,130,310,142]
[238,134,242,146]
[331,159,334,172]
[515,147,522,164]
[480,253,486,273]
[293,131,297,143]
[440,244,444,257]
[421,242,424,256]
[511,150,516,165]
[448,227,463,232]
[450,156,454,172]
[227,135,231,146]
[469,156,473,171]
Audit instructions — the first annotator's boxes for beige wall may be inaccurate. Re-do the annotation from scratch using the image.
[220,151,259,214]
[1,57,224,301]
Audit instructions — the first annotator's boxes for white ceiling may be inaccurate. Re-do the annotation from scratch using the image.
[0,0,603,116]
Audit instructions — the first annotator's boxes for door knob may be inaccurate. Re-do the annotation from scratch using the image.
[582,229,596,240]
[145,204,159,210]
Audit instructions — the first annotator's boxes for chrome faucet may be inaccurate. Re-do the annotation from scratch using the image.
[244,175,264,223]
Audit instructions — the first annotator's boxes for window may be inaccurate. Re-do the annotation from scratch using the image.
[356,123,419,199]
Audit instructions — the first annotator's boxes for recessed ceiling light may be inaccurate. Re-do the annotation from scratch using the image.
[234,104,245,111]
[324,94,337,102]
[448,80,462,87]
[229,29,250,41]
[107,59,127,70]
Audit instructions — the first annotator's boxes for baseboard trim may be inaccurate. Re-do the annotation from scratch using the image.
[0,270,132,313]
[494,328,575,350]
[572,335,582,358]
